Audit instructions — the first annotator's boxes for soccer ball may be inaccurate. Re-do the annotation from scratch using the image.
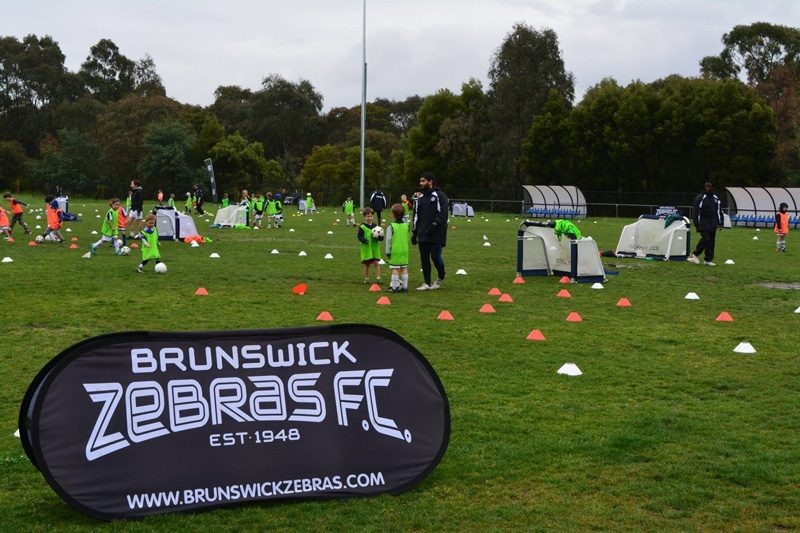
[35,235,44,243]
[120,246,131,256]
[154,262,167,274]
[371,226,384,239]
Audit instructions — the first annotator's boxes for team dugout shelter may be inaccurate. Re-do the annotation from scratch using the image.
[726,187,800,228]
[522,185,586,219]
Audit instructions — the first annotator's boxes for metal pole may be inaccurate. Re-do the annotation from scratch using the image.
[359,0,367,209]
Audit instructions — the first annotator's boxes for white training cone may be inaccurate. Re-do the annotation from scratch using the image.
[557,363,582,376]
[378,259,386,265]
[483,234,488,240]
[794,306,800,314]
[483,242,491,247]
[327,231,333,235]
[66,227,72,232]
[91,230,98,235]
[271,249,279,254]
[209,252,220,258]
[756,228,760,232]
[81,252,92,259]
[191,241,199,247]
[289,228,295,232]
[753,236,759,240]
[685,292,700,300]
[14,428,20,438]
[725,259,735,265]
[324,253,333,259]
[298,251,307,256]
[733,342,756,354]
[591,282,604,289]
[456,269,467,275]
[35,225,42,229]
[1,257,13,263]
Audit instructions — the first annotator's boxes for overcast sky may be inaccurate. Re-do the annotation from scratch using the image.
[5,1,798,111]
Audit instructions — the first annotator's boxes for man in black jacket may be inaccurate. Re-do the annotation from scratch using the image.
[412,172,448,290]
[688,181,723,266]
[369,187,387,224]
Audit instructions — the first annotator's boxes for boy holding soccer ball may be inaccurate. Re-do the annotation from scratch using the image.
[136,214,163,273]
[357,207,383,284]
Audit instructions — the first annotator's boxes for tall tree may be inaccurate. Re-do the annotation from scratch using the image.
[79,39,135,102]
[700,22,800,85]
[209,131,271,194]
[486,23,574,191]
[137,119,196,193]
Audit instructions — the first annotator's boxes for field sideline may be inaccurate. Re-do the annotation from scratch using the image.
[1,199,798,531]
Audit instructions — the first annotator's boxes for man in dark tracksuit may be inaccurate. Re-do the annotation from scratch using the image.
[688,181,723,266]
[412,172,448,290]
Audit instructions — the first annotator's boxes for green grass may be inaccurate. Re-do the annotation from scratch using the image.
[2,201,799,531]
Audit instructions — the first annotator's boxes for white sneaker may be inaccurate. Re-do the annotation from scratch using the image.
[416,283,432,291]
[687,254,700,264]
[703,261,716,266]
[431,278,444,289]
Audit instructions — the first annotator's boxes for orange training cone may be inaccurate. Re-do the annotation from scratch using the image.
[69,244,78,249]
[488,287,502,296]
[566,312,582,322]
[479,303,496,313]
[130,242,139,248]
[559,275,570,284]
[616,297,632,307]
[716,311,734,322]
[369,283,382,292]
[5,237,13,243]
[195,287,208,296]
[292,283,308,295]
[513,276,525,284]
[437,310,454,320]
[557,289,571,298]
[527,329,546,341]
[70,237,78,242]
[498,293,513,303]
[28,240,37,246]
[316,311,333,321]
[377,296,391,305]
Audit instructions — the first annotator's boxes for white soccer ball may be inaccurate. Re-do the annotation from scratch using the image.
[371,226,384,239]
[35,235,44,243]
[154,262,167,274]
[120,246,131,256]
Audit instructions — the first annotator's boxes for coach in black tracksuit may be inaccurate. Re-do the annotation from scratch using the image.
[689,181,723,266]
[412,172,448,290]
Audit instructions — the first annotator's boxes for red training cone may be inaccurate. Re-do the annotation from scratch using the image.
[527,329,546,341]
[566,312,582,322]
[437,310,454,320]
[369,283,382,292]
[377,296,391,305]
[716,311,734,322]
[488,287,502,296]
[498,293,513,303]
[559,275,570,284]
[195,287,208,296]
[479,303,496,313]
[316,311,333,321]
[557,289,571,298]
[513,276,525,284]
[616,297,631,307]
[69,244,78,249]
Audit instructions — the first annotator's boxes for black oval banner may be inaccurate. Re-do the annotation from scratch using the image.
[19,324,450,520]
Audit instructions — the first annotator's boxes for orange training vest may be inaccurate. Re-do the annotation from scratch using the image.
[775,212,789,234]
[46,205,62,229]
[0,207,9,226]
[117,207,127,228]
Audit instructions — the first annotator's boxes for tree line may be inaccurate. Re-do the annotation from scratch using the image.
[0,22,798,206]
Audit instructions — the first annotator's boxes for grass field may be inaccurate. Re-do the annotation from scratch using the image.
[1,199,799,531]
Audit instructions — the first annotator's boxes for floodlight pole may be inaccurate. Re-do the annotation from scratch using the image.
[359,0,367,209]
